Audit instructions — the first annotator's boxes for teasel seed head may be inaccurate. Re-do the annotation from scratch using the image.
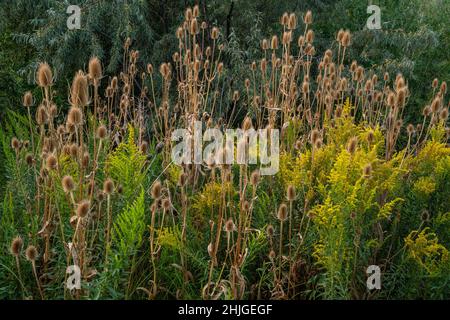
[178,172,187,187]
[440,81,447,94]
[363,163,372,178]
[151,180,162,199]
[269,250,276,260]
[341,30,351,47]
[303,10,312,25]
[103,178,114,195]
[190,18,199,35]
[82,152,90,168]
[250,170,260,186]
[69,144,79,158]
[242,116,252,130]
[193,4,199,18]
[25,245,38,262]
[111,76,118,90]
[440,108,449,121]
[162,198,171,211]
[46,154,58,171]
[288,13,297,30]
[10,236,23,256]
[77,200,90,218]
[26,153,34,166]
[407,124,415,135]
[71,71,89,107]
[287,185,296,201]
[62,175,75,193]
[88,56,102,82]
[211,27,219,40]
[22,91,33,107]
[306,29,314,44]
[68,107,83,126]
[311,129,320,145]
[423,105,431,117]
[96,125,108,140]
[431,97,441,113]
[36,105,48,125]
[432,78,439,89]
[36,62,53,87]
[225,218,235,233]
[314,138,323,149]
[277,203,288,221]
[347,137,358,155]
[266,225,274,238]
[11,137,20,151]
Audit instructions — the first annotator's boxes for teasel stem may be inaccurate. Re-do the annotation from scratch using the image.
[104,193,112,266]
[31,260,44,300]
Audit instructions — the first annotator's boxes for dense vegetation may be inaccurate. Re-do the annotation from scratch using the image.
[0,2,449,300]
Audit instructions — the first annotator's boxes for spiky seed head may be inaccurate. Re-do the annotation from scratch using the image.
[96,125,108,140]
[36,62,53,87]
[266,225,274,238]
[288,13,297,30]
[341,30,351,47]
[88,56,102,82]
[25,245,38,262]
[162,198,171,211]
[46,154,58,171]
[68,106,83,127]
[395,74,405,92]
[11,137,20,151]
[250,170,260,186]
[432,78,439,89]
[423,105,431,117]
[159,63,171,80]
[303,10,312,25]
[25,153,34,166]
[242,117,252,130]
[347,137,358,155]
[440,108,449,121]
[225,218,235,233]
[103,178,114,195]
[287,185,296,201]
[10,236,23,256]
[337,29,344,42]
[407,124,415,135]
[71,71,89,107]
[440,81,447,94]
[211,27,219,40]
[140,141,148,154]
[82,152,90,168]
[421,210,430,222]
[306,30,314,44]
[193,4,199,17]
[311,129,320,145]
[111,76,118,90]
[315,138,323,149]
[242,200,250,212]
[77,200,90,218]
[22,91,33,107]
[190,18,199,35]
[62,175,75,193]
[270,35,278,50]
[36,105,47,125]
[363,163,372,177]
[151,180,162,199]
[431,97,441,113]
[185,7,193,21]
[277,203,288,221]
[69,144,79,158]
[269,250,276,260]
